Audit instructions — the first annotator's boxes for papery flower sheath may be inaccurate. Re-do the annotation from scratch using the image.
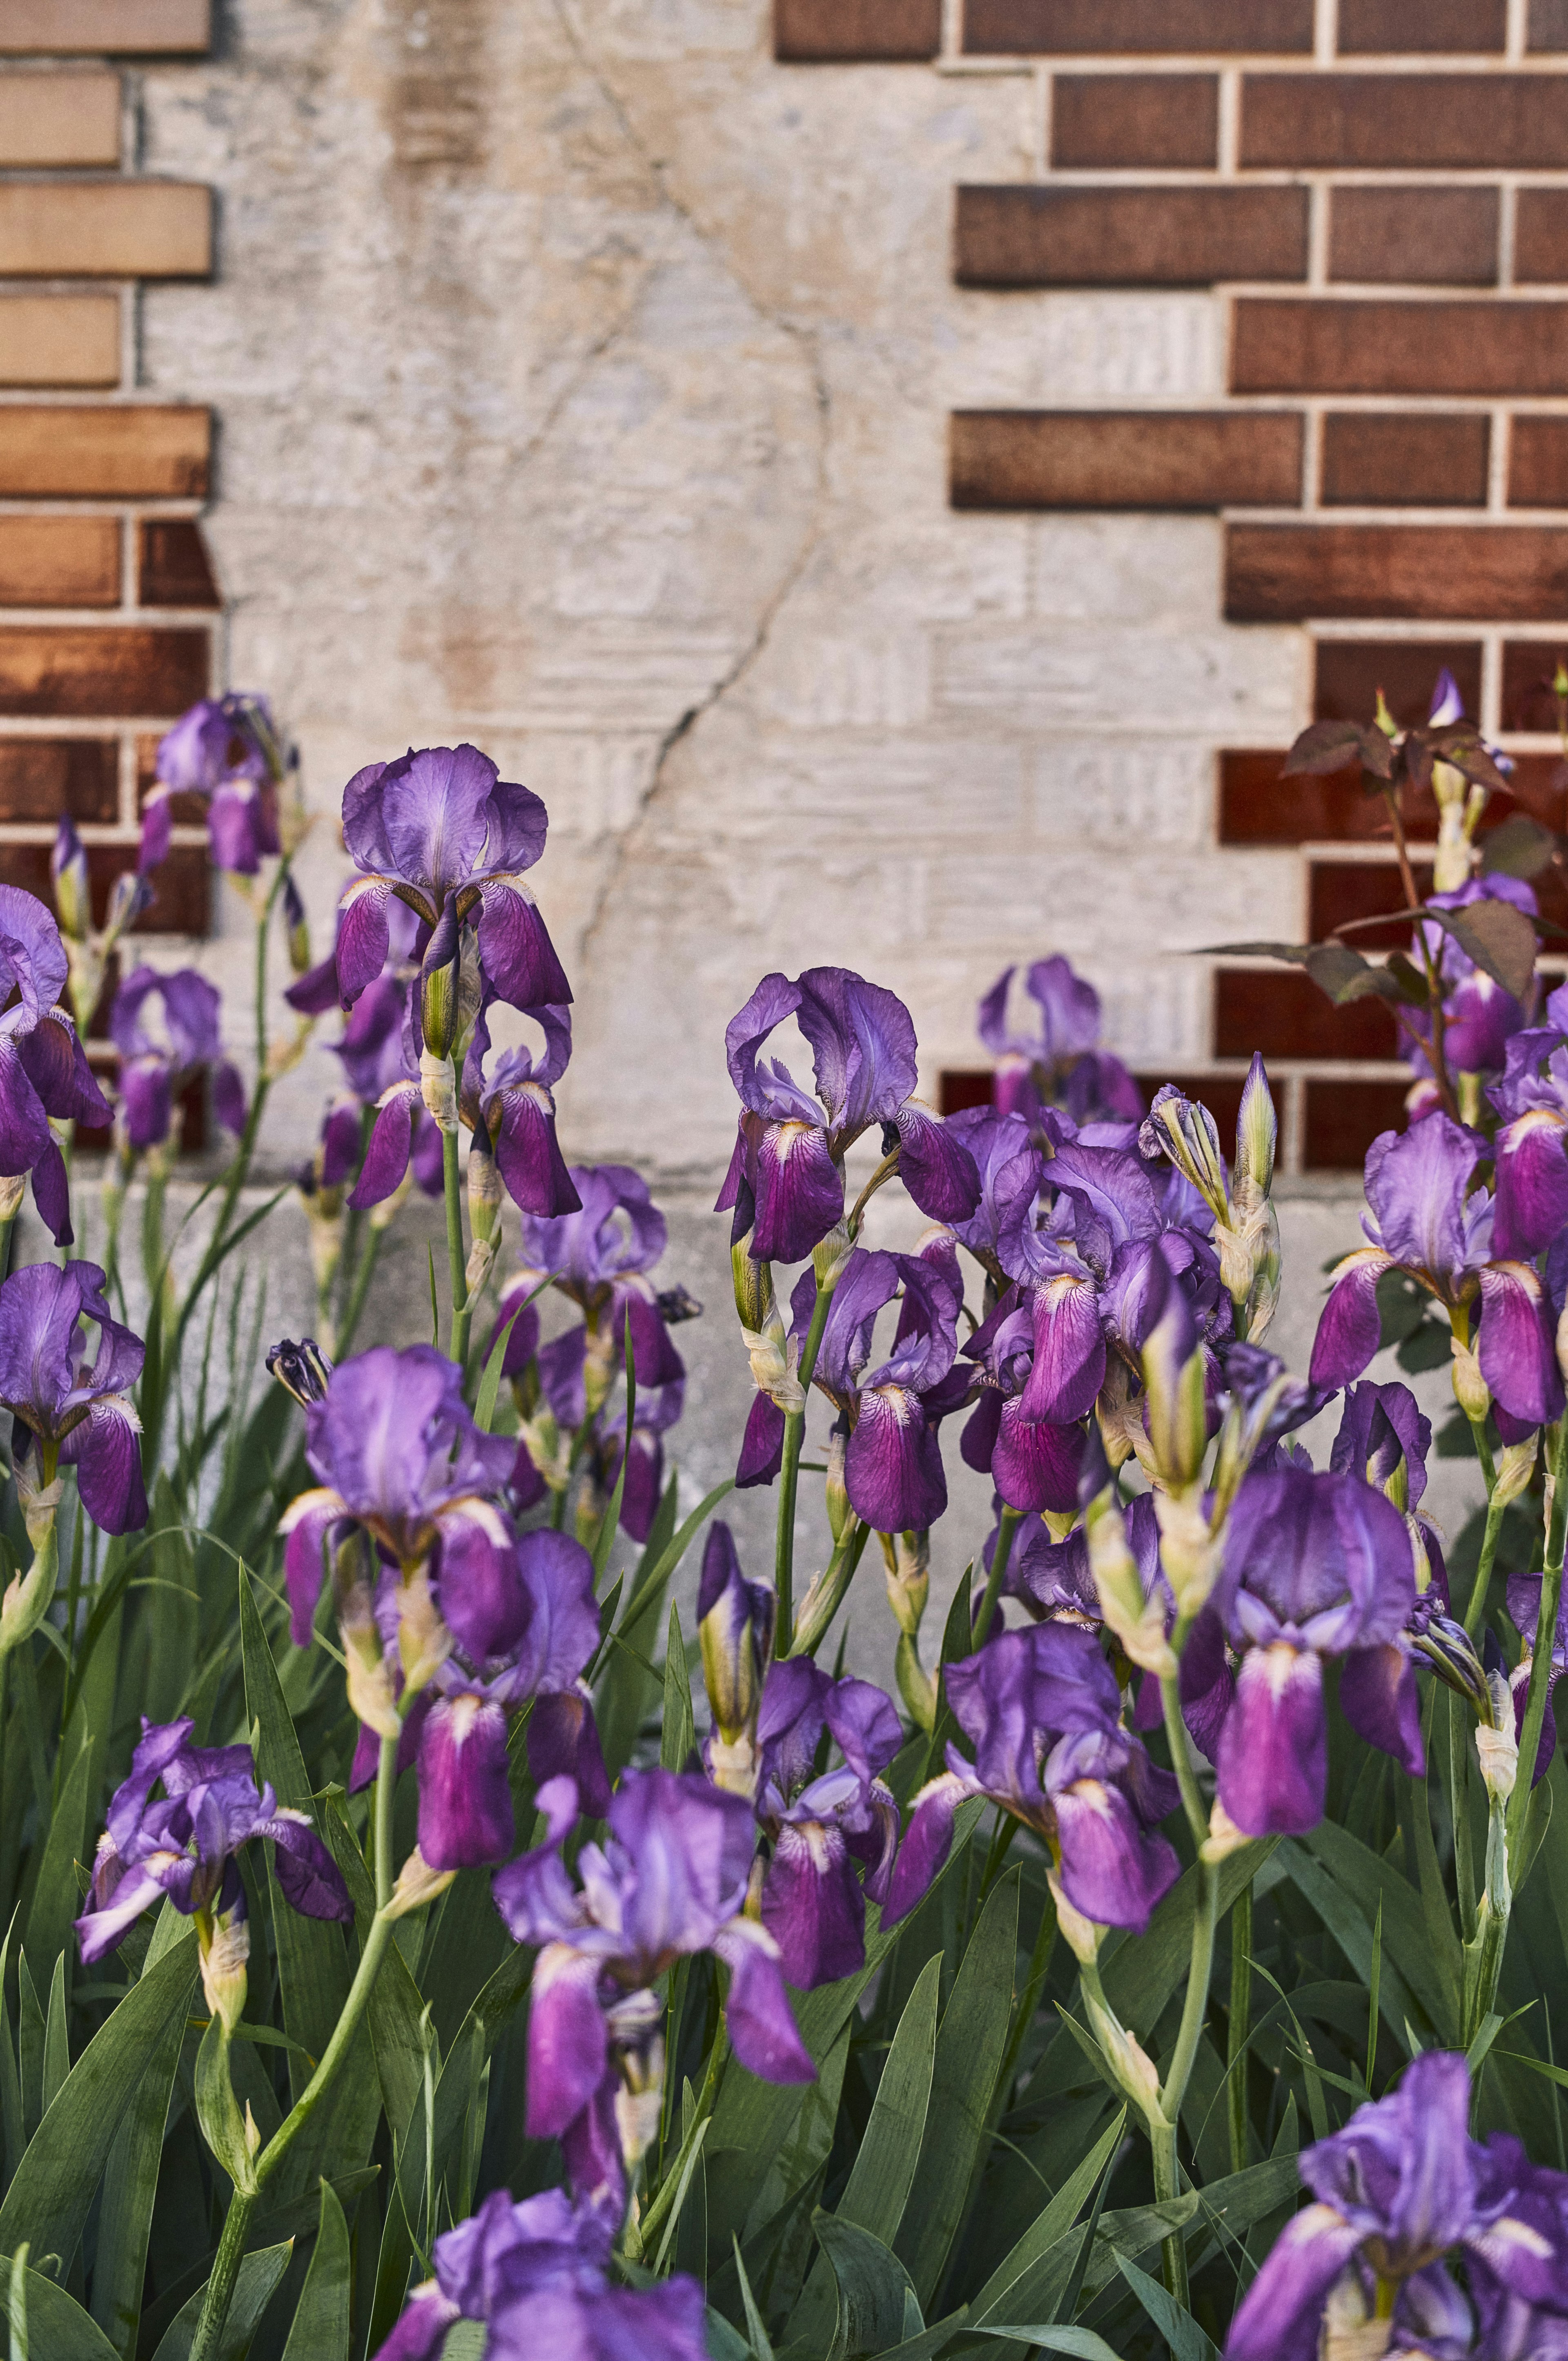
[0,1258,147,1533]
[335,743,569,1014]
[0,883,111,1243]
[108,967,246,1154]
[716,966,980,1263]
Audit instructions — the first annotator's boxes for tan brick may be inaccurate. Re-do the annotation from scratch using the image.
[1225,523,1568,621]
[956,185,1307,287]
[0,624,209,717]
[0,2,208,55]
[0,182,209,278]
[0,71,118,165]
[0,516,118,606]
[0,294,118,387]
[950,411,1303,508]
[0,406,208,497]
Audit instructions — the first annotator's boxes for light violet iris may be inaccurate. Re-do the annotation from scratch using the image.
[371,2186,708,2361]
[1311,1113,1563,1434]
[978,956,1143,1136]
[716,966,980,1264]
[0,1258,147,1534]
[0,884,111,1243]
[941,1105,1046,1286]
[334,742,569,1015]
[145,694,284,877]
[108,967,246,1154]
[75,1715,351,1965]
[885,1621,1180,1935]
[1227,2052,1568,2361]
[751,1658,901,1989]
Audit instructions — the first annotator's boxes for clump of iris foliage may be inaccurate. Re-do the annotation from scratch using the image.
[0,673,1566,2361]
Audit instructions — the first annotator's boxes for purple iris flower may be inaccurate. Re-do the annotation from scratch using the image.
[1487,979,1568,1263]
[277,1344,516,1641]
[715,967,980,1264]
[595,1375,685,1543]
[1227,2053,1568,2361]
[372,2186,708,2361]
[517,1163,691,1401]
[1403,878,1538,1096]
[960,1285,1085,1517]
[1311,1114,1564,1432]
[493,1769,813,2210]
[0,884,110,1243]
[942,1105,1047,1282]
[349,998,577,1220]
[749,1659,901,1989]
[0,1259,147,1534]
[146,695,283,877]
[334,743,569,1016]
[978,956,1144,1135]
[1506,1571,1568,1786]
[75,1715,351,1965]
[349,1524,609,1870]
[1207,1467,1423,1837]
[321,973,444,1202]
[108,968,246,1154]
[885,1622,1180,1934]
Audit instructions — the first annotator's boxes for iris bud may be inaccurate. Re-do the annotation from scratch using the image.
[282,871,311,975]
[1450,1335,1491,1421]
[1234,1053,1276,1198]
[1495,1431,1540,1508]
[825,1414,851,1544]
[199,1909,251,2036]
[50,818,90,945]
[386,1846,457,1920]
[1140,1087,1228,1224]
[1141,1288,1207,1493]
[1086,1487,1174,1677]
[418,901,463,1062]
[266,1336,333,1407]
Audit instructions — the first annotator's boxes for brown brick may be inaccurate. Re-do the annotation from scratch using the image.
[1321,412,1489,508]
[1503,644,1568,729]
[774,0,940,57]
[0,626,208,718]
[0,2,208,53]
[1515,192,1568,283]
[1051,75,1218,168]
[1337,0,1505,49]
[0,837,207,933]
[0,295,118,388]
[1328,187,1497,288]
[1227,524,1568,621]
[1316,639,1483,728]
[1510,417,1568,509]
[1531,0,1568,49]
[1304,1080,1412,1170]
[136,734,202,826]
[939,1071,993,1116]
[0,407,208,497]
[964,0,1313,52]
[0,183,209,277]
[951,411,1302,508]
[1215,967,1399,1060]
[956,185,1307,287]
[1240,76,1568,169]
[0,517,118,608]
[1217,739,1516,846]
[1232,300,1568,397]
[0,736,118,822]
[0,71,118,165]
[138,520,218,609]
[1310,858,1433,950]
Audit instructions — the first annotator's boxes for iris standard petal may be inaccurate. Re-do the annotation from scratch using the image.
[347,1082,421,1212]
[1480,1260,1566,1428]
[417,1694,515,1871]
[1309,1248,1393,1388]
[1217,1642,1328,1837]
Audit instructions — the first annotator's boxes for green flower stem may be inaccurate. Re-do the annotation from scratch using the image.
[1227,1880,1252,2175]
[972,1506,1023,1653]
[788,1519,871,1660]
[442,1127,470,1365]
[0,1215,16,1287]
[1467,1413,1498,1499]
[995,1884,1057,2104]
[336,1221,384,1360]
[775,1271,838,1646]
[1463,1485,1508,1639]
[1462,1787,1512,2048]
[189,1734,399,2361]
[1508,1418,1568,1879]
[1151,1670,1220,2308]
[1160,1671,1209,1852]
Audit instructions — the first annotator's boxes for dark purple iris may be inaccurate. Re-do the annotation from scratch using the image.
[371,2185,708,2361]
[715,967,980,1264]
[0,1258,147,1534]
[1227,2053,1568,2361]
[146,695,283,878]
[334,743,569,1016]
[1403,877,1537,1099]
[75,1715,351,1966]
[751,1657,902,1989]
[108,967,246,1154]
[1488,977,1568,1263]
[978,956,1143,1137]
[0,884,111,1244]
[885,1621,1180,1935]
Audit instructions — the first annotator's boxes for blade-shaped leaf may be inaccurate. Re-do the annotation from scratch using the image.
[661,1601,696,1775]
[968,2109,1128,2332]
[149,2238,294,2361]
[26,1736,92,1980]
[811,2211,921,2361]
[1117,2252,1220,2361]
[279,2179,352,2361]
[4,2268,117,2361]
[91,1985,187,2360]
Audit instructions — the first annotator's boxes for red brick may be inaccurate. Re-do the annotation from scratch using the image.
[71,1067,206,1154]
[0,736,118,823]
[775,0,939,58]
[1240,76,1568,169]
[1051,75,1218,168]
[1328,187,1497,287]
[0,517,120,608]
[138,520,219,608]
[0,838,206,933]
[0,626,209,718]
[1337,0,1505,48]
[1502,643,1568,729]
[1515,192,1568,284]
[1217,742,1525,846]
[1531,0,1568,49]
[1303,1080,1412,1169]
[1215,967,1399,1060]
[1315,639,1482,728]
[1232,300,1568,398]
[950,411,1303,508]
[963,0,1313,52]
[1509,417,1568,509]
[1487,751,1568,830]
[1226,525,1568,622]
[1320,412,1488,508]
[939,1071,993,1116]
[1310,858,1433,950]
[956,185,1307,287]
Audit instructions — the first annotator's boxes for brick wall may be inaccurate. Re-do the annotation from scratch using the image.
[0,0,216,1019]
[778,0,1568,1169]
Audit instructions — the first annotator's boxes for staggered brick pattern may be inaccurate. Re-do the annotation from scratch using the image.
[778,0,1568,1170]
[0,0,216,983]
